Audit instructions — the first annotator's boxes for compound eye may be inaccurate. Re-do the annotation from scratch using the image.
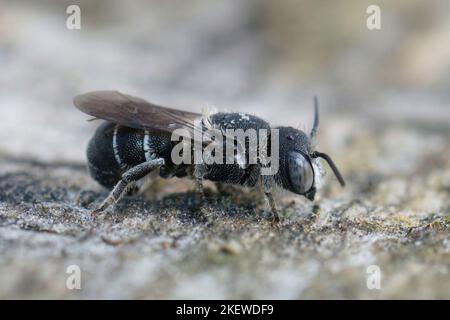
[288,152,314,194]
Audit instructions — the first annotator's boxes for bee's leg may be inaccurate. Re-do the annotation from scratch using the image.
[126,183,140,196]
[262,176,280,224]
[92,158,165,215]
[193,164,206,201]
[264,192,280,224]
[195,178,204,197]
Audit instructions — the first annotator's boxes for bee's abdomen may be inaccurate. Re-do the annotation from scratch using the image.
[112,125,146,166]
[87,122,123,189]
[87,122,147,189]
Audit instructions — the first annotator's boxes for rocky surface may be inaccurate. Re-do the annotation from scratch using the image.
[1,116,448,299]
[0,0,449,299]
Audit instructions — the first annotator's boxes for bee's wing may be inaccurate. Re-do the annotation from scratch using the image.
[74,90,246,163]
[73,91,202,137]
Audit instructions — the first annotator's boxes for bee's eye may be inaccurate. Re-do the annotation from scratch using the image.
[288,152,314,194]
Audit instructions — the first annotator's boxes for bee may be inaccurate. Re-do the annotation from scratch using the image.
[74,91,345,222]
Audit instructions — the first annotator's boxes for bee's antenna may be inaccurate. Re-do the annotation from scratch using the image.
[310,96,319,140]
[311,151,345,187]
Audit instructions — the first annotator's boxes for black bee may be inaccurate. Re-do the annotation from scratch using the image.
[74,91,345,222]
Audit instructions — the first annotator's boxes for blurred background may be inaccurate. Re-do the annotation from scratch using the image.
[0,0,449,299]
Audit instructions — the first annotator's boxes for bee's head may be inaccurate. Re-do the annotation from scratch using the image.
[276,98,345,200]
